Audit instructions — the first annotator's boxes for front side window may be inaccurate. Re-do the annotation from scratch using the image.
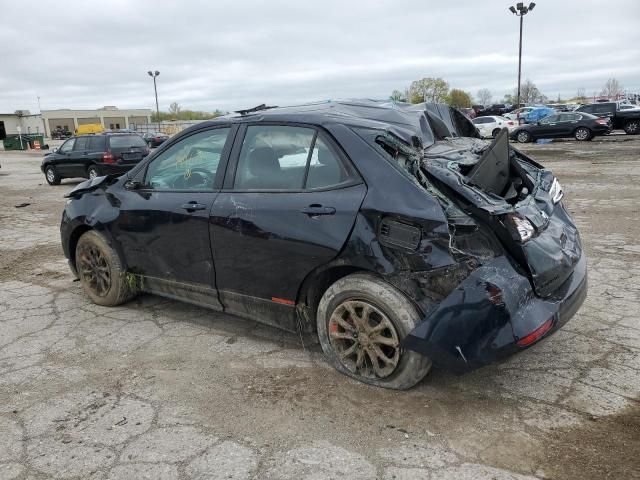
[59,138,75,153]
[145,127,230,191]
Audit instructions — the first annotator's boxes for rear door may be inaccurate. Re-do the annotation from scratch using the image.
[209,124,366,330]
[109,126,234,308]
[533,114,561,137]
[555,113,579,137]
[86,136,106,166]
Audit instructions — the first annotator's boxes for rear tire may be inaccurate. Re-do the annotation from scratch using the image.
[44,165,61,185]
[516,130,531,143]
[574,127,591,141]
[623,120,640,135]
[492,128,501,138]
[317,273,432,390]
[75,230,135,306]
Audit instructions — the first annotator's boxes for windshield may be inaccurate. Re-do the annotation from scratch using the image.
[109,135,147,149]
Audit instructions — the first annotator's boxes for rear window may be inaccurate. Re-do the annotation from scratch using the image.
[108,135,147,149]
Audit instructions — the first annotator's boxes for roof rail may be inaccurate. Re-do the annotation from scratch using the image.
[235,104,278,116]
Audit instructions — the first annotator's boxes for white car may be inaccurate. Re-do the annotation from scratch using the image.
[503,106,537,121]
[471,116,517,138]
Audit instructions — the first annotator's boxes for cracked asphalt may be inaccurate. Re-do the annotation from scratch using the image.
[0,137,638,480]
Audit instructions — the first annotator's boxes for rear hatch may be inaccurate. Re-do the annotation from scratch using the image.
[423,129,582,297]
[108,134,149,164]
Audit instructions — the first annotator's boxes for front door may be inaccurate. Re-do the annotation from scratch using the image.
[210,124,366,330]
[534,114,561,137]
[54,137,78,176]
[108,126,234,308]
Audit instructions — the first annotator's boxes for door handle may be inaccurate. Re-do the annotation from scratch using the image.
[300,204,336,216]
[181,202,207,211]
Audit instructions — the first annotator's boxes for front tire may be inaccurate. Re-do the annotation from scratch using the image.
[317,273,432,390]
[516,130,531,143]
[574,127,591,141]
[75,230,135,306]
[45,165,61,185]
[623,120,640,135]
[492,128,501,138]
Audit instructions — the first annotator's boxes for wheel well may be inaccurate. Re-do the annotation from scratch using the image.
[298,265,367,331]
[67,225,92,270]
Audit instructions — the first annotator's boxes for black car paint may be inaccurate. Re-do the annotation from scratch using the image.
[42,134,149,180]
[61,100,587,374]
[510,113,610,141]
[576,102,640,133]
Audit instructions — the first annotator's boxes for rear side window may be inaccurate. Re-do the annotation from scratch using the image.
[234,126,315,190]
[87,136,105,151]
[109,135,147,149]
[233,125,351,191]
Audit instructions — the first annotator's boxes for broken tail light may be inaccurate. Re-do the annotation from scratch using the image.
[517,317,554,347]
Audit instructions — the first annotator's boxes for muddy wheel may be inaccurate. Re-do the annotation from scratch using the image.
[574,127,591,141]
[492,128,501,138]
[75,230,135,306]
[623,120,640,135]
[516,130,531,143]
[45,165,61,185]
[87,165,100,179]
[317,273,432,390]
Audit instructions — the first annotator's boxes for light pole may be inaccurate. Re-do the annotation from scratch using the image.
[509,2,535,108]
[147,70,160,131]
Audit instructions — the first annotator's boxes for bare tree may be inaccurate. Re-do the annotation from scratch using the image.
[576,88,587,104]
[601,78,622,99]
[168,102,182,116]
[477,88,492,106]
[518,79,546,104]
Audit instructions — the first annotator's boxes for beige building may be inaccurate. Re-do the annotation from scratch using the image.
[41,106,152,136]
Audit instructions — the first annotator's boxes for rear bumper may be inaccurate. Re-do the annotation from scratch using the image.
[402,253,587,374]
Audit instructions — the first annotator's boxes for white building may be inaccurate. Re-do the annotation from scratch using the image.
[0,111,46,137]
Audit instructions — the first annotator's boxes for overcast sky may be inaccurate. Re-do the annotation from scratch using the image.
[1,0,639,113]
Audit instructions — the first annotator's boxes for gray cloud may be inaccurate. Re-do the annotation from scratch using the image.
[1,0,639,113]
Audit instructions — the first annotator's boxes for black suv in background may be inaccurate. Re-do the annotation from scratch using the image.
[576,102,640,134]
[42,133,150,185]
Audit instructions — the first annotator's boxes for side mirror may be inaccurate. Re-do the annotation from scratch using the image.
[52,147,58,153]
[124,180,143,190]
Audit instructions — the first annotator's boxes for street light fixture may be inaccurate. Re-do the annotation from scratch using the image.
[148,70,161,131]
[509,2,535,108]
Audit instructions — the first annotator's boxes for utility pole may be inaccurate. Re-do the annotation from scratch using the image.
[509,3,536,107]
[148,70,161,131]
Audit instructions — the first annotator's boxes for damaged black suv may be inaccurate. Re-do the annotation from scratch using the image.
[60,100,586,389]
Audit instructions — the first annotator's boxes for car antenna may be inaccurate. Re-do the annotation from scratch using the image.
[235,104,278,116]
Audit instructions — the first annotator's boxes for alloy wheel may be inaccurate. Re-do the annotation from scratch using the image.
[328,300,400,379]
[575,128,590,141]
[517,131,530,143]
[77,244,111,297]
[88,168,98,179]
[46,168,55,183]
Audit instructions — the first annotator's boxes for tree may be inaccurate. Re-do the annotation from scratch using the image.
[408,77,449,104]
[447,89,472,108]
[518,79,546,104]
[169,102,182,116]
[601,78,622,99]
[477,88,492,106]
[576,88,587,104]
[390,90,405,102]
